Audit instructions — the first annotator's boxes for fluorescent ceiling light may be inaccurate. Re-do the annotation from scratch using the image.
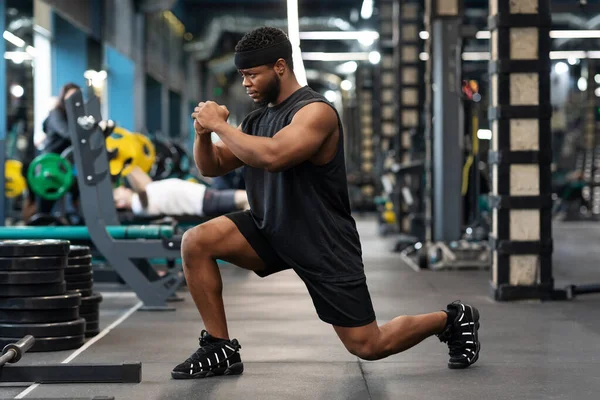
[462,50,600,61]
[302,52,371,61]
[361,0,373,19]
[287,0,307,86]
[299,31,379,41]
[476,30,600,39]
[477,129,492,140]
[3,30,25,47]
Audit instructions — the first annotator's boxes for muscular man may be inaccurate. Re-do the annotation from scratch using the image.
[172,27,481,379]
[113,167,249,217]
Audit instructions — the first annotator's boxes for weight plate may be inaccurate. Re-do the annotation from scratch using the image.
[0,307,79,323]
[0,292,81,310]
[79,302,99,315]
[85,321,99,331]
[69,245,91,257]
[0,318,85,337]
[0,255,67,271]
[68,255,92,266]
[0,270,64,285]
[0,240,70,257]
[0,334,85,352]
[80,311,99,321]
[81,292,103,305]
[65,271,93,283]
[86,329,100,338]
[66,280,93,291]
[71,288,93,297]
[0,282,66,298]
[65,264,92,275]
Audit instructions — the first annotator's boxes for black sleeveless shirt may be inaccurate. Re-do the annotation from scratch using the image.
[240,86,364,282]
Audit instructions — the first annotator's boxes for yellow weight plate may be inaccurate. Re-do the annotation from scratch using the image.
[5,160,26,198]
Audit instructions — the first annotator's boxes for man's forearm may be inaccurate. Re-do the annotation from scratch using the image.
[213,121,275,170]
[194,133,221,176]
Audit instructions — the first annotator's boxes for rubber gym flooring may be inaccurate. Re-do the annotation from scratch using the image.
[2,217,599,400]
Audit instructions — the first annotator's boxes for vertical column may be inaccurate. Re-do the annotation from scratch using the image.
[0,0,6,225]
[134,13,146,132]
[378,0,398,174]
[397,0,424,236]
[426,0,464,242]
[488,0,554,300]
[358,65,375,202]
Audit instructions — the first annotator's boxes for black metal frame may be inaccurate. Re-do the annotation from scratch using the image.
[64,90,185,310]
[0,363,141,384]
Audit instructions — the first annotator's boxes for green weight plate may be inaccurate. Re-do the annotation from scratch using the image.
[0,240,70,257]
[68,255,92,266]
[0,307,79,323]
[0,318,85,337]
[0,270,64,285]
[66,280,93,291]
[0,282,66,298]
[0,292,81,310]
[69,245,91,257]
[79,302,99,315]
[65,264,92,275]
[85,328,100,338]
[0,334,85,352]
[0,255,67,271]
[65,271,93,283]
[27,153,74,201]
[80,292,103,305]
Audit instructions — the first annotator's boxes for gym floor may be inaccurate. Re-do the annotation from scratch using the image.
[2,218,599,400]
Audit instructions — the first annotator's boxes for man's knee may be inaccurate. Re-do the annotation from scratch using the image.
[343,337,380,361]
[181,225,215,261]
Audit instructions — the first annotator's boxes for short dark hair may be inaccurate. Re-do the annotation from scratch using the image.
[235,27,294,71]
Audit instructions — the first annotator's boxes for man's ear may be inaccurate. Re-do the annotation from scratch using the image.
[275,59,287,75]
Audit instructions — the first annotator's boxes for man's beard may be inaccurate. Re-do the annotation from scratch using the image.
[256,74,281,107]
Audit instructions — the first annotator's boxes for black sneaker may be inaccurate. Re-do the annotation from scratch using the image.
[171,330,244,379]
[437,301,480,369]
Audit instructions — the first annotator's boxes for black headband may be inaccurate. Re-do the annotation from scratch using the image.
[234,39,293,69]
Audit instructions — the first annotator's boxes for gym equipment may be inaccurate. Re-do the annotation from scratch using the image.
[0,225,175,240]
[0,255,67,271]
[106,128,157,177]
[0,282,66,298]
[81,292,102,337]
[171,141,193,178]
[0,239,70,257]
[133,132,156,173]
[0,292,81,310]
[0,335,85,352]
[61,90,184,309]
[0,336,141,384]
[69,245,91,257]
[27,153,74,200]
[0,318,86,337]
[5,159,26,198]
[0,308,79,323]
[106,128,139,177]
[151,137,178,179]
[0,270,65,284]
[69,255,92,265]
[66,264,92,275]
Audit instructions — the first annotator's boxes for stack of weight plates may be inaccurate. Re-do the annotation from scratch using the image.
[68,245,102,337]
[0,240,85,352]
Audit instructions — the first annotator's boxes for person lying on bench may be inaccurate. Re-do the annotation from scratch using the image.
[113,167,250,217]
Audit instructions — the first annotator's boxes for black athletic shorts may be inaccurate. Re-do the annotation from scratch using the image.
[225,210,376,328]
